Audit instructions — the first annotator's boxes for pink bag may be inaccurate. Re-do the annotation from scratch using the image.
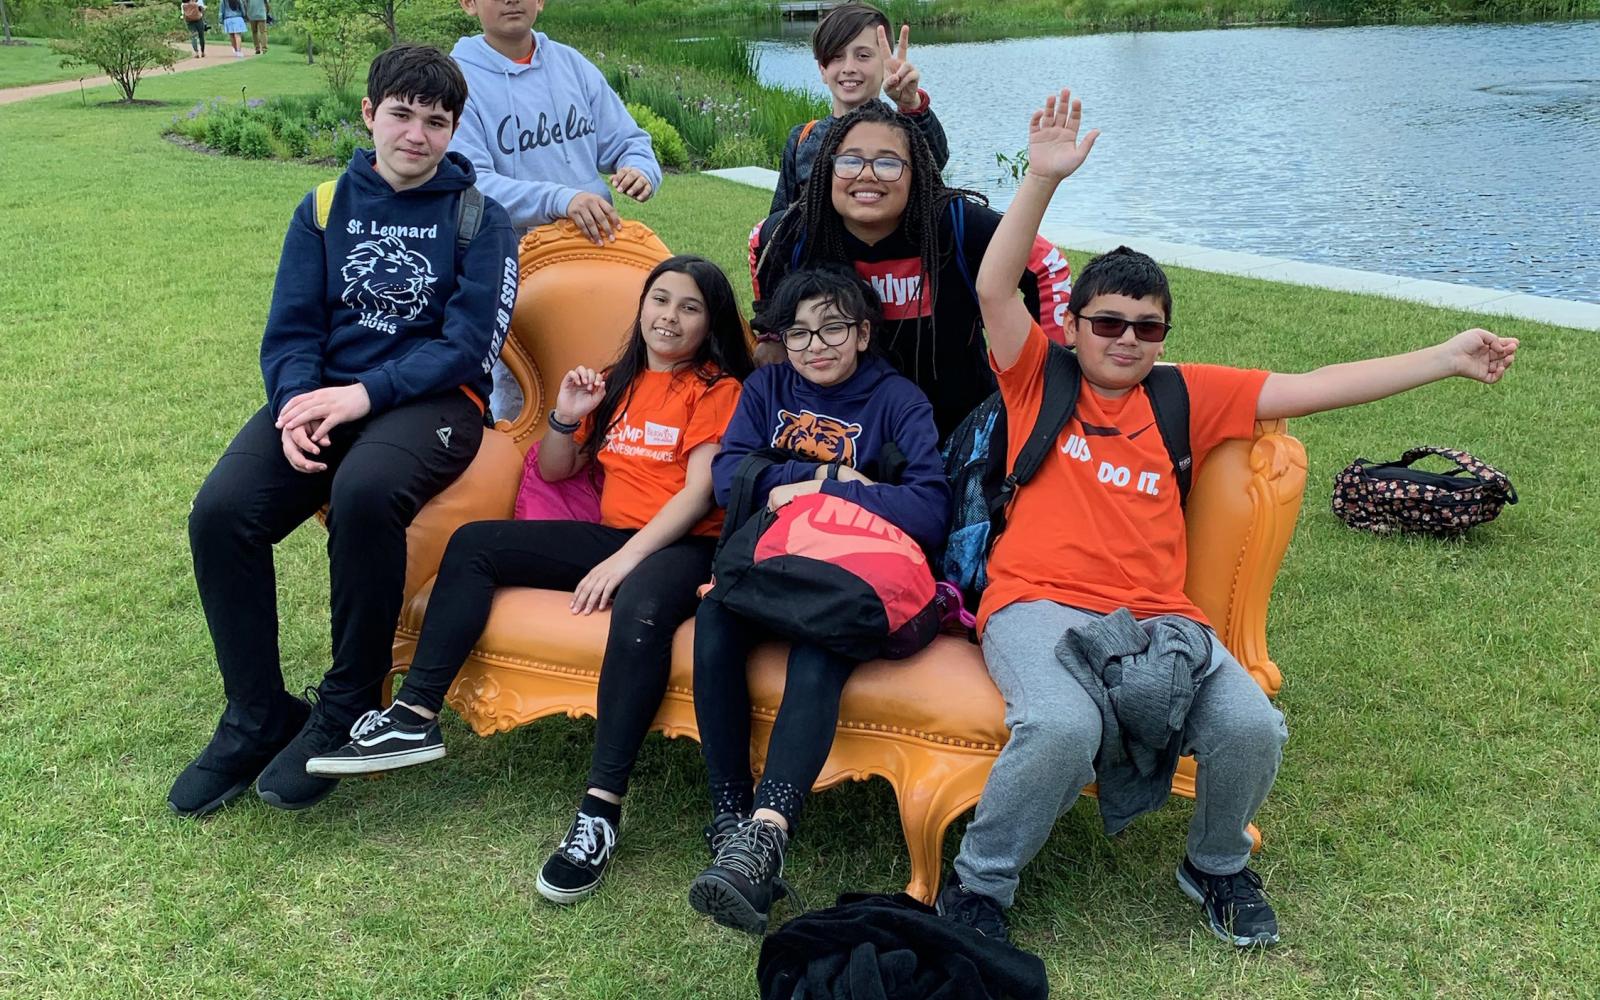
[514,440,604,522]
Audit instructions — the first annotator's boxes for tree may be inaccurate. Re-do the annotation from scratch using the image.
[2,0,14,46]
[295,0,373,93]
[51,4,179,103]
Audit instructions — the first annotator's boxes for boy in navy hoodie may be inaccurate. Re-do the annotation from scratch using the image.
[449,0,662,418]
[168,44,519,818]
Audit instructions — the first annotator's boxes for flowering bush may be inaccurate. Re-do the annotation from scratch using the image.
[167,92,369,163]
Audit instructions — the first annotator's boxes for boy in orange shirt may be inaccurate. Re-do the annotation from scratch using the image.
[936,89,1518,948]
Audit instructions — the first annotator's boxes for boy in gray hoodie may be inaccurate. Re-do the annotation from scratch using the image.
[449,0,662,417]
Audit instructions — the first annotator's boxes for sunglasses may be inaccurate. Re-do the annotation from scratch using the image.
[1079,314,1173,343]
[781,320,858,352]
[831,154,909,183]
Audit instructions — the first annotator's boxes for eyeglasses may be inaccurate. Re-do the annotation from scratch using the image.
[781,320,857,352]
[1079,314,1173,343]
[831,154,909,183]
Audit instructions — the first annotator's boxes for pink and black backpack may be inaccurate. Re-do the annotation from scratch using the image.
[706,450,950,661]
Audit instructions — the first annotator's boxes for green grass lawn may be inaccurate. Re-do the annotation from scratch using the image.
[3,51,1597,999]
[0,37,91,89]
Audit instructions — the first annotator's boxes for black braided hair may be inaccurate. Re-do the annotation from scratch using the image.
[754,100,987,383]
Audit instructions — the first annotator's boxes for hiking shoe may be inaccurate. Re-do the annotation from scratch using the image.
[935,869,1011,944]
[255,693,354,811]
[304,705,444,776]
[688,817,790,935]
[168,691,310,818]
[536,811,618,904]
[1176,856,1280,948]
[702,812,743,859]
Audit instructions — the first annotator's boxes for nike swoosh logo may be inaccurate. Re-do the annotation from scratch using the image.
[1126,421,1156,440]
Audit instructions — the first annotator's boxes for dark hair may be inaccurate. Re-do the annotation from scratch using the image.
[812,1,891,64]
[1069,246,1174,323]
[582,255,755,464]
[366,44,469,123]
[766,265,884,349]
[754,101,986,380]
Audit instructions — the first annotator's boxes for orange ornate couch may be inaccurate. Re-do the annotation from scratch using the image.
[389,220,1308,903]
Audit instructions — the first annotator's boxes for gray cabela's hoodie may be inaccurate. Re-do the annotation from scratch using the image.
[448,32,661,232]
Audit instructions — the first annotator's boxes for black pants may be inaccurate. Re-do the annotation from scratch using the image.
[186,19,206,52]
[189,393,482,724]
[397,520,715,797]
[693,595,859,832]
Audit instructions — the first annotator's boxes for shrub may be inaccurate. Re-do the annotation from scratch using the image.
[51,3,179,103]
[705,133,770,170]
[205,109,244,154]
[236,120,274,159]
[627,102,689,170]
[277,120,312,158]
[295,0,374,94]
[332,123,363,164]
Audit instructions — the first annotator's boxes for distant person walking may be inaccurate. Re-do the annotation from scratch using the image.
[244,0,270,54]
[180,0,207,58]
[218,0,248,58]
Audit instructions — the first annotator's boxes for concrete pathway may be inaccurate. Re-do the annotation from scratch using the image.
[0,43,262,107]
[705,166,1600,332]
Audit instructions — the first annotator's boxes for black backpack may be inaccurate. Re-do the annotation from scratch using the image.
[940,346,1192,613]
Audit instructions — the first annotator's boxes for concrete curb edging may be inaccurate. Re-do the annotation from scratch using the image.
[703,167,1599,332]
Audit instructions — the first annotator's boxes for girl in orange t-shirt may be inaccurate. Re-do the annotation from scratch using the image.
[307,255,752,903]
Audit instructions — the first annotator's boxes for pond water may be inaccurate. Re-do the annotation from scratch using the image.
[749,21,1600,303]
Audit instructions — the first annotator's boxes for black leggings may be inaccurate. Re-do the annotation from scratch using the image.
[397,519,714,797]
[693,595,859,832]
[186,19,206,52]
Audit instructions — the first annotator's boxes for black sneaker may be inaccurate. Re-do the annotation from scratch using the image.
[304,706,444,776]
[702,812,743,859]
[255,693,354,811]
[688,817,791,935]
[168,691,310,818]
[536,811,619,904]
[935,869,1011,944]
[1176,856,1280,948]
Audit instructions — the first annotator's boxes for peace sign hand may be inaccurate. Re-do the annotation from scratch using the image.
[1027,88,1100,183]
[877,24,922,112]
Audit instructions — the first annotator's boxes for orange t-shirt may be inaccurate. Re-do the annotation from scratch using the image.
[588,369,742,537]
[977,322,1269,634]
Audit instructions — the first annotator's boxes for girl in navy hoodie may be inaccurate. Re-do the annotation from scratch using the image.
[688,265,950,935]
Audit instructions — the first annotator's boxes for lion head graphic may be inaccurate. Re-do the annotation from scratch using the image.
[772,408,863,465]
[340,236,437,321]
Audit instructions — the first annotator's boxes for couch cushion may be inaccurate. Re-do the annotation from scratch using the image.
[401,583,1010,749]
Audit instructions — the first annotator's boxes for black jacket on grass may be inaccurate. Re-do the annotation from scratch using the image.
[757,893,1049,1000]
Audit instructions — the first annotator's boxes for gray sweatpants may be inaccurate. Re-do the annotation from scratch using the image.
[954,600,1288,908]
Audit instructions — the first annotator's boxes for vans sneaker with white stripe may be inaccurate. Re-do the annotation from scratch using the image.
[304,705,445,776]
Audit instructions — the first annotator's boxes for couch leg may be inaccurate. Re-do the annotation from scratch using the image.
[380,665,409,709]
[894,757,989,905]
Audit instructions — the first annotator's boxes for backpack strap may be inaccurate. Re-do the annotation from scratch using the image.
[1142,364,1192,508]
[948,197,976,301]
[313,178,338,231]
[455,186,484,251]
[714,448,791,559]
[797,119,820,146]
[985,345,1080,545]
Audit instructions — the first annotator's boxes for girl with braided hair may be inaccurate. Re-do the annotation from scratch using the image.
[750,100,1072,441]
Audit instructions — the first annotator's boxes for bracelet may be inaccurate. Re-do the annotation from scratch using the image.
[547,409,581,435]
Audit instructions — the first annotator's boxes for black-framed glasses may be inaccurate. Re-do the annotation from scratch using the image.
[831,154,909,183]
[781,320,858,352]
[1080,314,1173,343]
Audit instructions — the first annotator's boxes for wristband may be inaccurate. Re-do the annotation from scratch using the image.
[547,409,581,435]
[901,88,930,116]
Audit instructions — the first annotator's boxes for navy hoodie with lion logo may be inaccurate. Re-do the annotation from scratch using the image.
[260,149,518,420]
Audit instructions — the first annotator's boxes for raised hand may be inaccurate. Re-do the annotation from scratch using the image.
[876,24,921,112]
[554,365,607,424]
[1444,328,1519,384]
[1026,87,1100,183]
